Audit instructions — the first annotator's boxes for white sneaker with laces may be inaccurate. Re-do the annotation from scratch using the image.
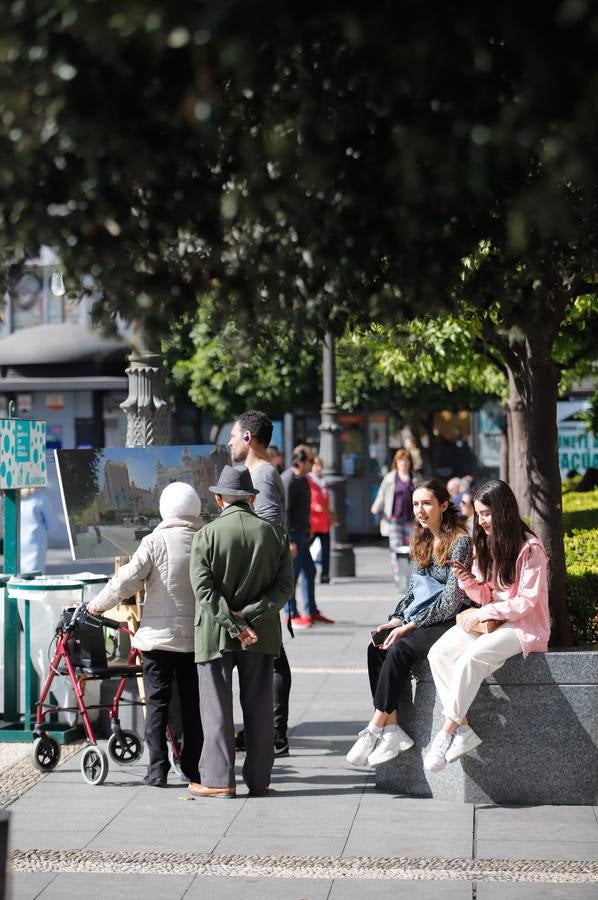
[445,725,482,763]
[346,728,380,767]
[423,730,453,773]
[367,726,414,767]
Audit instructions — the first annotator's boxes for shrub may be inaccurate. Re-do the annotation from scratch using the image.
[563,488,598,532]
[563,490,598,647]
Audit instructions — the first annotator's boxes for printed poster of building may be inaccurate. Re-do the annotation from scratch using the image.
[55,445,229,560]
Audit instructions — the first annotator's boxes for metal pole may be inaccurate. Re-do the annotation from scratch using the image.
[283,413,294,469]
[319,333,355,578]
[2,399,20,722]
[0,810,9,900]
[119,349,175,728]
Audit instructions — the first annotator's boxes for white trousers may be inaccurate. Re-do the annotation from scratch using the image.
[427,624,522,724]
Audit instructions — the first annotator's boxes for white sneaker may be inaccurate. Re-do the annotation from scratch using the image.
[423,730,453,773]
[367,727,414,767]
[445,725,482,763]
[346,728,380,767]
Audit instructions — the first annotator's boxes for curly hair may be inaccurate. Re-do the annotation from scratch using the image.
[411,478,468,567]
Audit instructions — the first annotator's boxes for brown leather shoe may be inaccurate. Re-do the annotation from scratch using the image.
[187,782,236,798]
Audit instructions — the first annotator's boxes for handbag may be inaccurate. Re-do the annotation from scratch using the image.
[401,572,444,623]
[459,603,505,634]
[471,620,503,634]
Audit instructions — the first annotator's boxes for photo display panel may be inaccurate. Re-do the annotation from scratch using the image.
[55,445,229,560]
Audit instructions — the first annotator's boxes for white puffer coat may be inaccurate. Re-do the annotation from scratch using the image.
[90,483,202,652]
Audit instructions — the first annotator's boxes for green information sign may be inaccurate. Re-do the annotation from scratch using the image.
[0,418,47,488]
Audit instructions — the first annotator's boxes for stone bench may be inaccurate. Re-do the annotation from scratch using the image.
[375,650,598,805]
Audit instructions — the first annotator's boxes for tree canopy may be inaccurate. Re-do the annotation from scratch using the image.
[2,2,598,337]
[2,2,598,644]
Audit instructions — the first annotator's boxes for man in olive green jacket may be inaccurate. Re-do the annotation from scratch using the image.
[189,465,293,798]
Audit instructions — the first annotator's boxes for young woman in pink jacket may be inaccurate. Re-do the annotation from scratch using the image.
[424,479,550,773]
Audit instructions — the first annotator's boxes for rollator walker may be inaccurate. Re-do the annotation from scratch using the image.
[31,598,182,785]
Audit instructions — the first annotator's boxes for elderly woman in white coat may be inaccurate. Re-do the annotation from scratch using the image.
[88,482,203,787]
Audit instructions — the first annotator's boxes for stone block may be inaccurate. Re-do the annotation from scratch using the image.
[375,650,598,805]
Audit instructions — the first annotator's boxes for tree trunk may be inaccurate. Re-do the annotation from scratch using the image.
[506,369,530,518]
[521,331,573,648]
[499,408,509,483]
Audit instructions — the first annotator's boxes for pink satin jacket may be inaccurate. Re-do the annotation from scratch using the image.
[458,536,550,656]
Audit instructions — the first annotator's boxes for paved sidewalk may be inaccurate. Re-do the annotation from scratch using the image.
[2,545,598,899]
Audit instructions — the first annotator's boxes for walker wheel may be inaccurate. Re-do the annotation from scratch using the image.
[80,746,108,785]
[31,736,61,773]
[107,730,143,765]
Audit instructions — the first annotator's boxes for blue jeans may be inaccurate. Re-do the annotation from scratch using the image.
[285,530,316,618]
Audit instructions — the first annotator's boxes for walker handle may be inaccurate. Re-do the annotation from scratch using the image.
[81,608,122,631]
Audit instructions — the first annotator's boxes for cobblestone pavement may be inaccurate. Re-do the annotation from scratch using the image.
[10,847,598,883]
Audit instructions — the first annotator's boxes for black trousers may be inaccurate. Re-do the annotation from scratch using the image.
[367,622,455,714]
[142,649,203,782]
[273,643,291,734]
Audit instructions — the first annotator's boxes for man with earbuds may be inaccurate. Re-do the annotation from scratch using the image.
[228,410,292,756]
[229,412,286,526]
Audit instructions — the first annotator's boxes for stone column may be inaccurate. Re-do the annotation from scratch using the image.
[319,333,355,578]
[120,351,170,447]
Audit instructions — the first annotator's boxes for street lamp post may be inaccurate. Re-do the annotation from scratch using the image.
[319,332,355,578]
[120,351,170,447]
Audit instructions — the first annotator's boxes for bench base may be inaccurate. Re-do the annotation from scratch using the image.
[374,650,598,805]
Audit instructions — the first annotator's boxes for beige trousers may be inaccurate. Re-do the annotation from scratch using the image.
[427,623,522,724]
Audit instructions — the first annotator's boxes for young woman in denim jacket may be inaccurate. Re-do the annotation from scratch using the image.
[346,479,471,769]
[424,479,550,772]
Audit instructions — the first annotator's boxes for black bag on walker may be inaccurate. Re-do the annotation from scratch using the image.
[57,607,107,669]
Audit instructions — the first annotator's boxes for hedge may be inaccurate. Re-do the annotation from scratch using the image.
[563,489,598,646]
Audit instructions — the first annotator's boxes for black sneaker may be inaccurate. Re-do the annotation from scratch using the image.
[235,729,246,752]
[274,731,289,757]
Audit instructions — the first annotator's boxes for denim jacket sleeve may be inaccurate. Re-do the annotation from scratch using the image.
[413,535,472,627]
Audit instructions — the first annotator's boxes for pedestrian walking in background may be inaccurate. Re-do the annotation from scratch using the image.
[282,445,334,629]
[266,444,284,473]
[19,487,53,574]
[447,477,463,507]
[346,479,471,769]
[228,409,292,757]
[87,482,204,787]
[308,456,333,584]
[189,466,293,798]
[424,479,550,773]
[371,449,416,588]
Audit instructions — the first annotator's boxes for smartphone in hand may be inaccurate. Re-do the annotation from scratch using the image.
[371,629,387,647]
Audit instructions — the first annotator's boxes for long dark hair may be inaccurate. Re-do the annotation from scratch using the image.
[473,479,534,587]
[411,478,467,567]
